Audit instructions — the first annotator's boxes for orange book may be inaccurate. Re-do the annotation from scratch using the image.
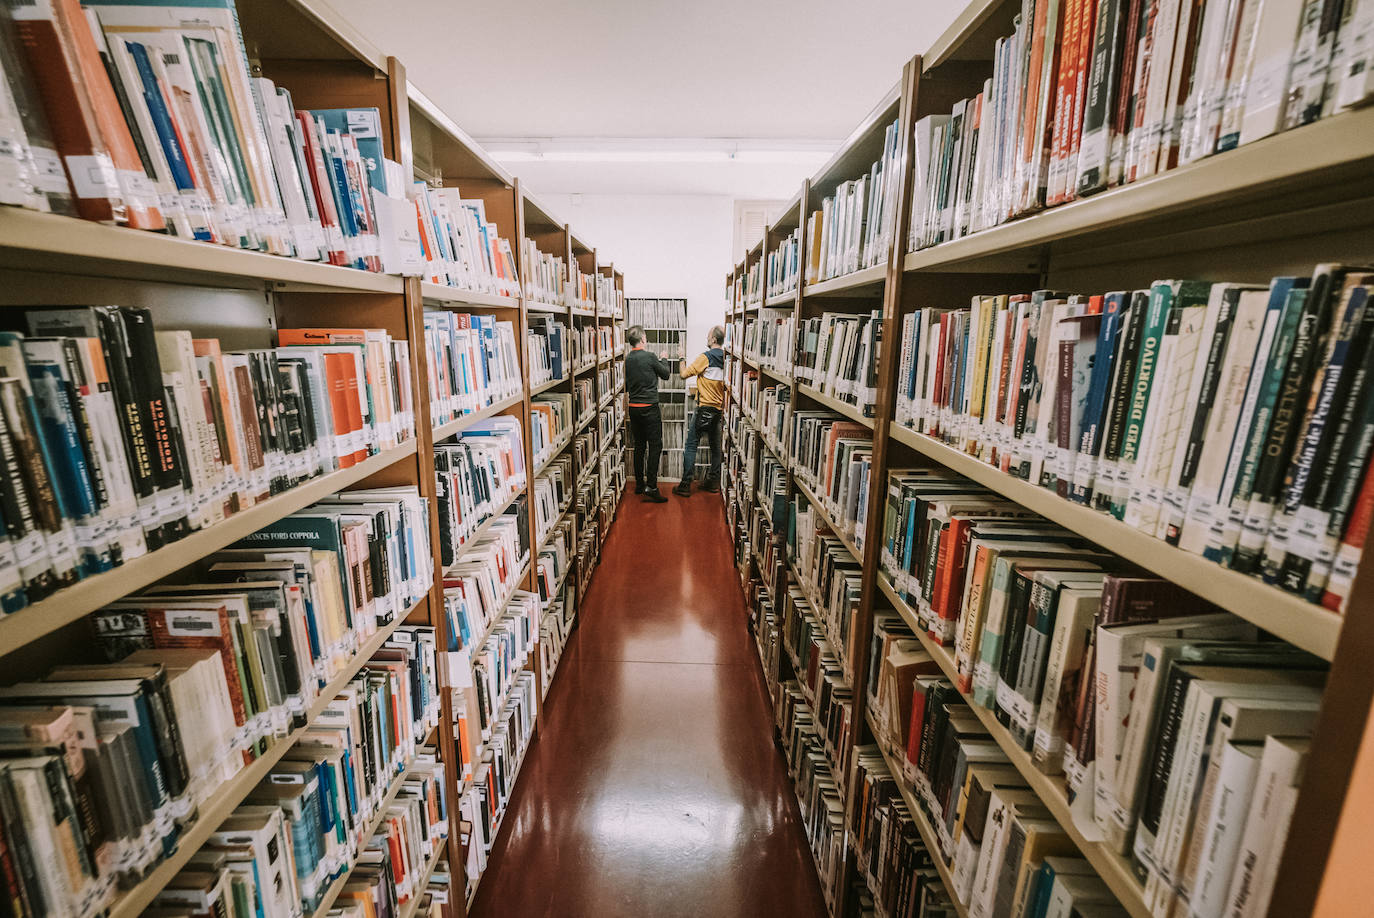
[323,352,358,469]
[11,0,164,228]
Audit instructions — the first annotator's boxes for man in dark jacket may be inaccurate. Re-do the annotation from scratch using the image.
[674,325,727,496]
[625,325,670,503]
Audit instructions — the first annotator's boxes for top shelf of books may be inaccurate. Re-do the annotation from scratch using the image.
[0,209,405,294]
[903,106,1374,277]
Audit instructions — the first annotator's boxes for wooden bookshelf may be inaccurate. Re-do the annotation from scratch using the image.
[721,17,1374,915]
[107,603,421,918]
[0,2,627,912]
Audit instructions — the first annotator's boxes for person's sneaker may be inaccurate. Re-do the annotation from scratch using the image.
[643,489,668,503]
[700,479,720,493]
[672,481,692,497]
[634,482,646,494]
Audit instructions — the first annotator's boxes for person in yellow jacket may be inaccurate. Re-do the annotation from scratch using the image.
[673,325,726,496]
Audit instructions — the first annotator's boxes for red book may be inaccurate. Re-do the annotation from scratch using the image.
[12,0,164,228]
[323,352,358,469]
[1322,459,1374,611]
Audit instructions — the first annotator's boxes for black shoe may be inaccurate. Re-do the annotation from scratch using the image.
[634,482,646,494]
[672,481,692,497]
[700,479,720,493]
[643,489,668,503]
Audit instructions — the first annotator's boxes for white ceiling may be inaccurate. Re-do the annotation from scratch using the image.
[323,0,962,196]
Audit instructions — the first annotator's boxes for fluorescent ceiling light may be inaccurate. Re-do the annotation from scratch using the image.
[481,137,837,165]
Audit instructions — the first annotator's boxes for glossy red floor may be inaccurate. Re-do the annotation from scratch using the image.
[469,484,829,918]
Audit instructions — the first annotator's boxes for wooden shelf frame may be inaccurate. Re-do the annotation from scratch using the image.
[0,6,630,913]
[722,19,1374,912]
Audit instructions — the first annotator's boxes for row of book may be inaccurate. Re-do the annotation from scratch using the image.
[891,265,1374,610]
[570,325,598,372]
[789,411,873,547]
[789,492,861,673]
[0,309,417,611]
[803,118,900,285]
[570,266,597,312]
[451,589,538,789]
[742,312,795,375]
[595,274,621,315]
[627,298,687,330]
[422,311,522,429]
[741,258,764,308]
[850,750,958,918]
[873,466,1326,917]
[522,241,566,305]
[528,317,569,385]
[539,598,574,700]
[574,379,595,425]
[535,514,575,609]
[162,750,447,918]
[441,506,530,652]
[2,0,399,270]
[778,681,847,909]
[416,186,519,296]
[909,0,1374,250]
[531,394,573,468]
[795,310,881,412]
[532,457,573,546]
[767,228,801,301]
[0,597,439,918]
[433,419,526,568]
[458,669,537,894]
[782,590,854,763]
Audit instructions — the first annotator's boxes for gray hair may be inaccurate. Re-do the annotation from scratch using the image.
[626,325,645,346]
[708,325,725,346]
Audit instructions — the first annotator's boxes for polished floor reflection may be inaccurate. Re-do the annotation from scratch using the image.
[469,486,829,918]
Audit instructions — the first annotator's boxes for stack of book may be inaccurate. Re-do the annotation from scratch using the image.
[744,312,796,375]
[574,378,595,425]
[570,266,596,312]
[789,411,873,543]
[850,748,957,918]
[909,0,1374,249]
[530,395,572,470]
[781,591,853,761]
[891,266,1374,611]
[522,241,566,305]
[433,419,526,567]
[571,325,597,371]
[803,117,900,283]
[767,228,801,301]
[0,310,417,612]
[874,466,1328,918]
[796,310,881,412]
[0,0,437,272]
[595,274,620,314]
[422,311,522,427]
[527,317,568,387]
[789,498,863,676]
[458,669,537,892]
[777,681,846,908]
[415,187,519,295]
[532,457,572,544]
[441,505,530,650]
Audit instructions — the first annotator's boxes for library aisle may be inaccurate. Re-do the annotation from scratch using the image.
[470,485,828,918]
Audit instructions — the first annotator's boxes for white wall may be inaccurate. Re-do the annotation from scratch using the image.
[542,193,735,356]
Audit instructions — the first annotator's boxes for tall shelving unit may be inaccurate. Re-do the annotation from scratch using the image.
[722,3,1374,915]
[0,1,628,914]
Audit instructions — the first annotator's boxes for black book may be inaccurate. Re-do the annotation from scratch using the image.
[0,766,43,917]
[1093,290,1150,513]
[994,568,1039,730]
[118,307,188,543]
[1233,264,1351,572]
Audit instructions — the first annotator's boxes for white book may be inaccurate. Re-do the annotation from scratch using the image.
[1238,0,1311,144]
[1178,287,1271,554]
[1186,740,1264,918]
[1220,735,1309,918]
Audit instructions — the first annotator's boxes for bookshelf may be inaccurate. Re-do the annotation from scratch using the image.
[722,8,1374,916]
[0,1,629,913]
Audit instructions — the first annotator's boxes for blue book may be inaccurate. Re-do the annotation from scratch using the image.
[126,41,213,241]
[18,337,110,575]
[311,108,386,194]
